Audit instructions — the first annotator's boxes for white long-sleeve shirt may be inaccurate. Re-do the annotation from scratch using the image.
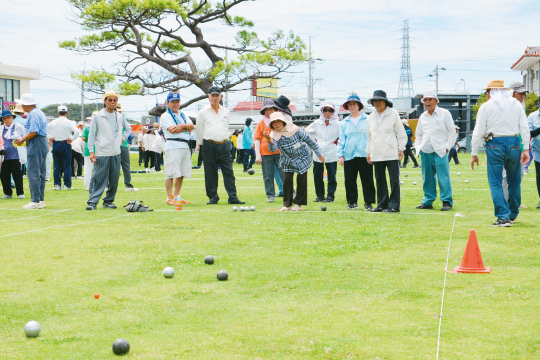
[47,116,79,141]
[366,108,407,161]
[305,118,340,163]
[196,104,230,144]
[471,98,529,156]
[415,106,457,158]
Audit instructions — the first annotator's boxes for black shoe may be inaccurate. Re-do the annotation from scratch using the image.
[492,219,511,227]
[207,197,219,205]
[509,217,516,224]
[228,199,245,205]
[314,197,325,202]
[323,196,334,203]
[384,208,400,213]
[372,207,384,212]
[347,203,359,210]
[441,201,452,211]
[86,203,97,210]
[402,164,407,168]
[416,203,434,210]
[537,204,540,209]
[102,202,117,209]
[364,203,373,211]
[413,165,421,168]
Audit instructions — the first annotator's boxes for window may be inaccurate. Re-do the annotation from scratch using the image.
[13,80,20,100]
[0,79,6,102]
[6,80,13,102]
[0,78,20,102]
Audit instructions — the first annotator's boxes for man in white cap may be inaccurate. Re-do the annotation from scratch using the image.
[86,89,131,210]
[47,105,79,190]
[14,94,48,209]
[196,86,244,205]
[414,92,457,211]
[511,82,533,172]
[471,79,530,226]
[160,92,194,206]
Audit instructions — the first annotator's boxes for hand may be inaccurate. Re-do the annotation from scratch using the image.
[256,156,262,165]
[318,155,325,163]
[251,144,255,149]
[67,138,73,144]
[0,149,5,156]
[367,154,372,165]
[196,145,200,152]
[471,155,479,170]
[90,152,97,164]
[398,150,404,161]
[15,138,23,146]
[521,150,530,164]
[339,156,344,166]
[262,130,271,140]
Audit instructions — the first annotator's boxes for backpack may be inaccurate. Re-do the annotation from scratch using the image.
[124,200,153,212]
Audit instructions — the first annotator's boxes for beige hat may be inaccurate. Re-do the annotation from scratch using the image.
[20,94,38,106]
[101,89,120,102]
[484,79,507,90]
[116,103,123,112]
[13,102,24,114]
[401,119,409,126]
[268,112,298,141]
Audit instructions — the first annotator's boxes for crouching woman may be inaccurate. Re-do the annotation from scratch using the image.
[263,112,324,211]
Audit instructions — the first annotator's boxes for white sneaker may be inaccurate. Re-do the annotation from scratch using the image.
[61,185,73,190]
[86,186,89,191]
[18,194,26,199]
[23,202,42,210]
[145,168,150,172]
[291,204,302,211]
[125,186,138,192]
[38,201,46,209]
[77,176,84,180]
[46,178,50,181]
[54,185,61,190]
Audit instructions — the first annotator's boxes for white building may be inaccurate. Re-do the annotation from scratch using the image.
[0,62,40,106]
[511,46,540,95]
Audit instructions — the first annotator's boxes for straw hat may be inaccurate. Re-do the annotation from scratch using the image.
[483,79,506,90]
[13,102,24,114]
[101,89,121,101]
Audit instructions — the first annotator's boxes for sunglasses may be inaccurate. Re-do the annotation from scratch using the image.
[323,108,334,113]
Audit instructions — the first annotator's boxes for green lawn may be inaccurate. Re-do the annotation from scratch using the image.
[0,153,539,359]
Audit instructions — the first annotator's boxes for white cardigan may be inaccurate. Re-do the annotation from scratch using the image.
[366,108,407,162]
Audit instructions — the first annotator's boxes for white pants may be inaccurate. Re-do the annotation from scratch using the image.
[84,156,94,188]
[46,149,53,179]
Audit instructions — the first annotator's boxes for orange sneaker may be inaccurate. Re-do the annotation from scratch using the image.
[166,195,175,205]
[176,196,190,204]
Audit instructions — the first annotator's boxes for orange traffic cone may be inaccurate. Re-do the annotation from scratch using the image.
[454,230,491,273]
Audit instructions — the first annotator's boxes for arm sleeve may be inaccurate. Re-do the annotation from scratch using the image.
[336,122,346,158]
[267,138,278,152]
[122,117,131,139]
[395,114,408,151]
[445,111,457,151]
[196,109,204,144]
[471,105,487,156]
[519,107,530,150]
[299,128,322,156]
[305,122,317,137]
[88,115,98,152]
[366,116,372,155]
[70,123,80,141]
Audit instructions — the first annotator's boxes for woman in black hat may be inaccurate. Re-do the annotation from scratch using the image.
[366,90,407,212]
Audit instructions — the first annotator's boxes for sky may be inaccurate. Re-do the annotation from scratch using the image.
[1,0,540,120]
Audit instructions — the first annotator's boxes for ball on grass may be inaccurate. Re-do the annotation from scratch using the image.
[239,206,245,212]
[413,181,417,185]
[404,174,408,177]
[232,206,238,212]
[250,206,256,211]
[93,293,100,299]
[112,338,130,355]
[163,267,175,278]
[24,321,41,338]
[457,172,462,175]
[204,255,215,265]
[400,181,404,185]
[217,270,229,281]
[321,206,327,211]
[247,168,255,175]
[465,180,469,183]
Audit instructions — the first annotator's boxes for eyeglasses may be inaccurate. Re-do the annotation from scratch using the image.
[323,108,334,113]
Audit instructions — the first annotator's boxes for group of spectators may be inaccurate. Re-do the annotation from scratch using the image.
[1,80,538,226]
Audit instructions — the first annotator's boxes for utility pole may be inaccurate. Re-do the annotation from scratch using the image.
[429,65,446,95]
[225,49,229,109]
[308,36,313,112]
[80,63,85,122]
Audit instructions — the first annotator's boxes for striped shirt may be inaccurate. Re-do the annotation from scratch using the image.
[267,128,321,174]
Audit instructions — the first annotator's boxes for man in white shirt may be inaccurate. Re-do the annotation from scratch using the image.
[196,86,244,205]
[414,92,457,211]
[471,79,530,227]
[160,92,194,206]
[47,105,80,190]
[138,128,146,167]
[86,90,131,210]
[143,126,157,171]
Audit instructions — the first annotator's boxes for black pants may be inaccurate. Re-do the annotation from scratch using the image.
[230,146,237,161]
[144,150,155,169]
[283,171,307,207]
[197,145,204,167]
[138,147,144,165]
[202,140,240,202]
[0,159,24,196]
[535,161,540,199]
[374,160,401,210]
[343,157,375,205]
[448,148,460,164]
[313,161,338,199]
[236,149,244,164]
[72,151,84,177]
[403,145,418,166]
[154,152,161,171]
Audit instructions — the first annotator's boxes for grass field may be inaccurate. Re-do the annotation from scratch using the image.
[1,153,539,359]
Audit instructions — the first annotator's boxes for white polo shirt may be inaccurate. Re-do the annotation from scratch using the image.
[47,116,79,141]
[196,104,230,144]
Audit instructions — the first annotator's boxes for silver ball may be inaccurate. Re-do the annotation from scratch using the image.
[162,267,175,278]
[24,321,41,338]
[250,206,256,211]
[232,206,238,212]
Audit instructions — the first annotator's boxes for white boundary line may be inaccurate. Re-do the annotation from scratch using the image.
[0,209,71,223]
[0,213,135,239]
[436,213,463,359]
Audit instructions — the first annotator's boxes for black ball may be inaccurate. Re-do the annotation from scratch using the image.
[217,270,228,281]
[247,168,255,175]
[321,206,327,211]
[112,338,130,355]
[204,255,215,265]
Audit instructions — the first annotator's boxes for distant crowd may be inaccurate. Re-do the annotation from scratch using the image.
[1,80,539,226]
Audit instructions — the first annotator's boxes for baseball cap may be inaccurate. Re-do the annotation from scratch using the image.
[208,86,221,95]
[58,105,68,112]
[167,92,181,102]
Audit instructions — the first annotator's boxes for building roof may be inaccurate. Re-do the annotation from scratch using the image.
[233,101,297,112]
[0,62,40,80]
[511,46,540,71]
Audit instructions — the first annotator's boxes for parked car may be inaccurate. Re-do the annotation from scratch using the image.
[456,137,485,153]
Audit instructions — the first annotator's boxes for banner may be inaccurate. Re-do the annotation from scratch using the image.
[256,78,278,98]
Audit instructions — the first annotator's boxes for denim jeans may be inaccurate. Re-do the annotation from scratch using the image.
[27,135,48,203]
[420,151,453,206]
[261,154,283,197]
[485,137,522,220]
